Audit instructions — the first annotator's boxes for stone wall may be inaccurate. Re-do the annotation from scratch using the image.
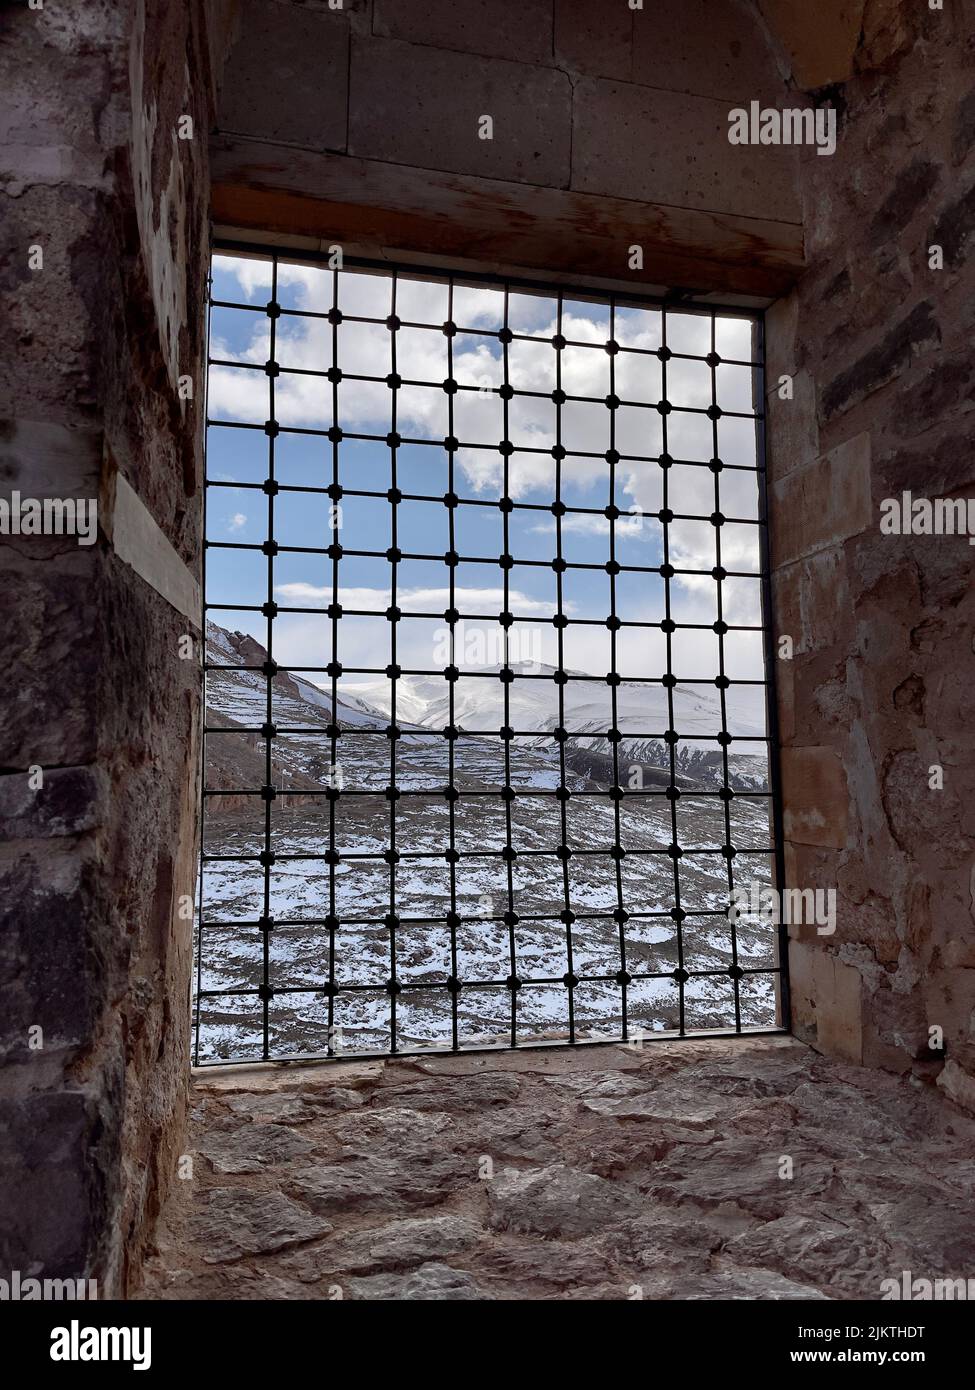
[0,0,215,1293]
[210,0,801,298]
[765,0,975,1093]
[217,0,798,221]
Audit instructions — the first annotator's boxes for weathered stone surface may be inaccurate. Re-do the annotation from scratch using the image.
[0,766,106,839]
[197,1125,317,1174]
[789,943,864,1063]
[141,1039,975,1299]
[873,1194,975,1269]
[646,1137,836,1217]
[374,1072,521,1111]
[219,0,349,150]
[191,1189,332,1263]
[349,38,572,188]
[0,0,211,1295]
[224,1093,318,1124]
[553,0,634,81]
[780,746,850,848]
[194,1060,385,1093]
[332,1106,455,1154]
[345,1261,491,1301]
[622,1210,724,1275]
[771,434,874,569]
[756,0,866,88]
[937,1057,975,1115]
[687,1266,830,1300]
[726,1211,891,1296]
[284,1152,474,1215]
[571,80,800,222]
[283,1214,482,1278]
[631,0,786,103]
[821,302,941,421]
[407,1046,643,1077]
[487,1164,645,1239]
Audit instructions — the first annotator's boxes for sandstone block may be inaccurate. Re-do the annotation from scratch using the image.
[571,80,800,222]
[781,746,849,847]
[349,38,571,187]
[771,431,872,567]
[220,0,349,150]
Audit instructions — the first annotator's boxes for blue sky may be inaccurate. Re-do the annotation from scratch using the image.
[205,254,766,692]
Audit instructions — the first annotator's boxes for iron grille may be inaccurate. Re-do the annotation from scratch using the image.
[194,246,787,1065]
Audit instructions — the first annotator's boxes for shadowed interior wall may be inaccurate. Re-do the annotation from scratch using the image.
[765,0,975,1096]
[0,0,215,1293]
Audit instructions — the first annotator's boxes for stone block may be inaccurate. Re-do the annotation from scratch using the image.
[764,289,799,384]
[781,746,849,848]
[374,0,554,65]
[631,0,786,103]
[789,940,863,1063]
[0,1089,106,1278]
[0,766,106,839]
[554,0,634,80]
[571,80,800,222]
[771,431,873,568]
[193,1059,385,1091]
[791,545,851,654]
[937,1056,975,1115]
[0,850,100,1052]
[821,301,940,420]
[1,559,100,768]
[774,644,796,744]
[0,417,102,497]
[219,0,349,150]
[766,367,820,480]
[349,37,572,186]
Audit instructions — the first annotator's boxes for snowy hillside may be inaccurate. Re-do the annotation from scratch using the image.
[197,623,779,1063]
[346,662,770,792]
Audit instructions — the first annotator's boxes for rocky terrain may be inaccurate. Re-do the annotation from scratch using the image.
[139,1037,975,1301]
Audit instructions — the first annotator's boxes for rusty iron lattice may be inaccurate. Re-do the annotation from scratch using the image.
[194,245,788,1066]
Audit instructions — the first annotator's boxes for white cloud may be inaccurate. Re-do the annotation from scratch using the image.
[275,581,568,616]
[209,256,759,509]
[530,512,648,540]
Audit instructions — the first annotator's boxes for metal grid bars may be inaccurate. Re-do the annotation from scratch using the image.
[195,246,787,1066]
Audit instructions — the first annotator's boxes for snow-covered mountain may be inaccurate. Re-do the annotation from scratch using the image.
[345,662,769,792]
[206,621,388,731]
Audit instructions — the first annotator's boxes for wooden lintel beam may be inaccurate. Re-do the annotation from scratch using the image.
[210,136,804,302]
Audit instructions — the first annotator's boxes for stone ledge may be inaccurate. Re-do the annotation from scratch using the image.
[192,1059,386,1092]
